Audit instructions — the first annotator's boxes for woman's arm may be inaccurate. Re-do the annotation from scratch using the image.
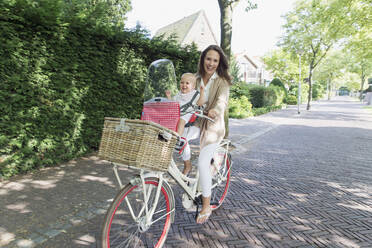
[208,80,229,118]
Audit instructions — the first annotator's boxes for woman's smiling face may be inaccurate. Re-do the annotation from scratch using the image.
[203,50,220,77]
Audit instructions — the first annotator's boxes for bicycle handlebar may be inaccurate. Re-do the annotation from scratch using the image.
[182,105,215,123]
[194,112,215,123]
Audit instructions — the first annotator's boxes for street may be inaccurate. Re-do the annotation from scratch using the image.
[1,96,372,248]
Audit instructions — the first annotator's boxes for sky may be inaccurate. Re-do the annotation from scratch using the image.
[125,0,297,57]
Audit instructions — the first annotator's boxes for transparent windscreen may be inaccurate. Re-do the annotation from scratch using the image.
[143,59,178,102]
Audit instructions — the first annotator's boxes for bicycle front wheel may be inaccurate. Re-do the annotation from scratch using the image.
[210,149,231,210]
[101,177,174,248]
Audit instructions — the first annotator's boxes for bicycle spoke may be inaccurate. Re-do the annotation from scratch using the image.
[120,229,141,248]
[154,206,168,215]
[109,223,137,232]
[110,226,138,247]
[150,208,175,226]
[102,178,173,248]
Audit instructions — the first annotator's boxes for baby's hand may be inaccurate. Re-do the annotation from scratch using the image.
[165,90,171,99]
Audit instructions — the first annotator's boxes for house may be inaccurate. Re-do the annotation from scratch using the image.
[235,52,273,86]
[154,11,272,85]
[154,10,218,51]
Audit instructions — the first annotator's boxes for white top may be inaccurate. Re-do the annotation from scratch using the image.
[173,89,199,107]
[200,72,218,105]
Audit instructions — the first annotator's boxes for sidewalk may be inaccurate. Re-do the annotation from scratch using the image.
[1,97,370,247]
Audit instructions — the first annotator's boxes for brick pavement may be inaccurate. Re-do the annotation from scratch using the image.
[1,96,372,247]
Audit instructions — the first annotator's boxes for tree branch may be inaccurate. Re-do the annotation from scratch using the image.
[313,44,332,68]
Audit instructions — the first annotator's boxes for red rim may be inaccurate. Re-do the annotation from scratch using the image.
[211,155,230,209]
[106,181,171,248]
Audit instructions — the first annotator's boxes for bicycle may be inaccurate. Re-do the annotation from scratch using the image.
[98,59,233,248]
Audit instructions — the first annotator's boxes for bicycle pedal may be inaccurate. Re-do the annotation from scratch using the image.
[194,195,203,205]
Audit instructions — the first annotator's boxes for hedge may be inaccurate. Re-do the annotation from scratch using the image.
[0,5,200,178]
[245,84,285,108]
[229,95,253,119]
[229,82,286,119]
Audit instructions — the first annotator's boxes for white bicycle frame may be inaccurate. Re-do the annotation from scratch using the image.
[110,103,231,229]
[111,138,231,226]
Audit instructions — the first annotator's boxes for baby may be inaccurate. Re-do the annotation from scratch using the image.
[166,72,204,136]
[166,72,205,174]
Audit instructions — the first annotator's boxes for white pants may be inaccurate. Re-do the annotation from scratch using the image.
[181,113,193,123]
[198,143,218,197]
[181,126,218,198]
[181,126,200,161]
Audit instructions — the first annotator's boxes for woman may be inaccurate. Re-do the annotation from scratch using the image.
[195,45,232,224]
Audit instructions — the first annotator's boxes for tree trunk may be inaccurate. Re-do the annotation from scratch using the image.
[218,0,238,138]
[218,0,234,62]
[327,72,333,100]
[359,70,366,101]
[327,78,331,100]
[307,64,314,111]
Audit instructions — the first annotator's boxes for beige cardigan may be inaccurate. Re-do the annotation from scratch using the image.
[196,75,230,149]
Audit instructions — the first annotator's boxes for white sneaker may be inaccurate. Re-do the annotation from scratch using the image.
[185,204,197,212]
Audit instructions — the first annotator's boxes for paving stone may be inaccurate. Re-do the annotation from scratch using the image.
[1,97,372,247]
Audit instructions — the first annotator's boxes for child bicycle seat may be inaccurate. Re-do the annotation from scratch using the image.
[141,99,180,132]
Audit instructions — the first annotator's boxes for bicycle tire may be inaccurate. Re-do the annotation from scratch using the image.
[210,150,231,210]
[101,177,174,248]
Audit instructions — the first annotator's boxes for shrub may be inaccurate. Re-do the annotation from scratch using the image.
[289,83,309,103]
[266,85,286,106]
[270,78,287,95]
[230,81,251,99]
[0,4,200,178]
[284,95,297,105]
[252,105,285,116]
[247,84,266,108]
[229,96,253,119]
[312,83,325,100]
[247,84,285,108]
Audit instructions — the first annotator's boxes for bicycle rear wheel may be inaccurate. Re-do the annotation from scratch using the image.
[101,177,174,248]
[210,148,231,210]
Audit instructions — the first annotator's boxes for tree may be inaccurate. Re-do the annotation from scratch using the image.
[262,48,305,88]
[229,55,242,84]
[345,4,372,99]
[313,50,345,100]
[345,49,372,100]
[217,0,257,61]
[280,0,354,110]
[63,0,132,28]
[342,72,362,93]
[217,0,256,138]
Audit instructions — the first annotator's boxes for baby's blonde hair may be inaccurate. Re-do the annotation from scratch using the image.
[181,72,197,85]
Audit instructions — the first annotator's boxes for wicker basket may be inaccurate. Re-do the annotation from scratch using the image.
[98,117,179,172]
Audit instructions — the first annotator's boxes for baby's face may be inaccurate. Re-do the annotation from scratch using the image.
[180,75,196,94]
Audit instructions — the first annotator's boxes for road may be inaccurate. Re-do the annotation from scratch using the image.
[1,96,372,247]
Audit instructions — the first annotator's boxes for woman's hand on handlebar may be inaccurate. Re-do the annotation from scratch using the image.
[208,109,218,119]
[195,111,215,123]
[182,105,215,122]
